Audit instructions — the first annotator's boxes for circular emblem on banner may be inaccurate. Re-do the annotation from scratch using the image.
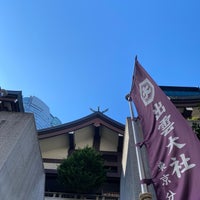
[139,78,155,106]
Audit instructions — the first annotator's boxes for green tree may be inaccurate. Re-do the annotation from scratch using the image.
[192,122,200,140]
[57,146,106,194]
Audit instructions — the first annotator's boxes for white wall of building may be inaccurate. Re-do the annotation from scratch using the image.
[40,134,69,159]
[100,126,118,152]
[75,126,94,149]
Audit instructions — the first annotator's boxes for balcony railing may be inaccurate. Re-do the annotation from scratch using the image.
[45,192,119,200]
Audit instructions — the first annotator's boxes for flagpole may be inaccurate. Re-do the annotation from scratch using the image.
[126,94,152,200]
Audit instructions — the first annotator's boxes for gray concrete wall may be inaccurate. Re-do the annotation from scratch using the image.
[0,112,45,200]
[120,118,156,200]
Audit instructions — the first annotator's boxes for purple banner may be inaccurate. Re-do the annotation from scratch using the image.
[130,59,200,200]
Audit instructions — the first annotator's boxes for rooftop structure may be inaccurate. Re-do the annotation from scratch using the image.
[0,89,24,112]
[161,86,200,119]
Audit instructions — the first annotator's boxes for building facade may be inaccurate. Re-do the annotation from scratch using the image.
[23,96,61,130]
[38,111,124,199]
[0,89,45,199]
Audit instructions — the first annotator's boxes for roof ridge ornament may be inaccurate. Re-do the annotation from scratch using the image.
[90,106,109,114]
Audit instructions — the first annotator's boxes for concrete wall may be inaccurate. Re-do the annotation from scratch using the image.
[0,112,45,200]
[120,118,157,200]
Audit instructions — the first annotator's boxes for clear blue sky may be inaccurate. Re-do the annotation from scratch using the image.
[1,1,200,124]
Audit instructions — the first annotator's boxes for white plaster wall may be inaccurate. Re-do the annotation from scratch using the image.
[42,148,68,159]
[0,112,45,200]
[75,126,93,149]
[40,134,69,159]
[44,162,60,170]
[100,126,118,152]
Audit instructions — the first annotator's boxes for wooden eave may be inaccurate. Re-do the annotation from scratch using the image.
[170,97,200,108]
[160,86,200,108]
[38,112,125,139]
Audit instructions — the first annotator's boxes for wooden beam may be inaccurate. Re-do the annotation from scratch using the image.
[93,126,101,151]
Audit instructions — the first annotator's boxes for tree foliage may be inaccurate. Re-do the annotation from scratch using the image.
[57,146,106,193]
[192,122,200,140]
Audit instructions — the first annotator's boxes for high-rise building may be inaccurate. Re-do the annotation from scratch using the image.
[23,96,61,130]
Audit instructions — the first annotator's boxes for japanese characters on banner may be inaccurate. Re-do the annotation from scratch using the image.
[130,59,200,200]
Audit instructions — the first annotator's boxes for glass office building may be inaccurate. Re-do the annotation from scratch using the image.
[23,96,61,130]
